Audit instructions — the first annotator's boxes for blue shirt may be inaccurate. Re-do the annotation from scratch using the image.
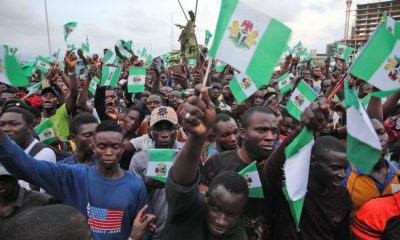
[59,155,97,166]
[0,136,150,240]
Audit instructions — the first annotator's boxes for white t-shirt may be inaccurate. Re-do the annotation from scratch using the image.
[20,139,57,191]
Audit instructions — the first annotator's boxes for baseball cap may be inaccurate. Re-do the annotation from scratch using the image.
[150,106,178,127]
[41,87,61,99]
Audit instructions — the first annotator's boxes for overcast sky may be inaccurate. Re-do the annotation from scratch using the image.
[0,0,371,60]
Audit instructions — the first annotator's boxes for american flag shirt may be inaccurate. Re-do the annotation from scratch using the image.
[87,204,124,232]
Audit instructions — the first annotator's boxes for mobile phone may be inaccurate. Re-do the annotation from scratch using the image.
[153,57,165,75]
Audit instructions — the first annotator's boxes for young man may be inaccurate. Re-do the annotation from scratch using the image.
[129,106,182,239]
[0,107,57,190]
[163,88,249,240]
[59,112,99,165]
[200,106,279,239]
[0,120,150,240]
[263,98,351,239]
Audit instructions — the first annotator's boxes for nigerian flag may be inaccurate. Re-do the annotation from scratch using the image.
[64,22,77,41]
[89,76,100,95]
[103,49,115,64]
[239,161,264,198]
[333,43,353,62]
[81,37,89,54]
[67,43,77,52]
[128,67,146,93]
[277,72,292,94]
[146,54,153,65]
[205,29,213,46]
[139,48,147,61]
[0,46,29,87]
[146,149,175,183]
[287,80,318,121]
[23,81,42,99]
[344,81,381,174]
[215,60,226,72]
[35,119,57,145]
[36,56,51,73]
[349,15,400,91]
[101,66,121,87]
[208,0,291,86]
[292,41,307,57]
[115,40,133,60]
[188,58,197,67]
[283,127,314,231]
[229,72,257,103]
[3,45,17,56]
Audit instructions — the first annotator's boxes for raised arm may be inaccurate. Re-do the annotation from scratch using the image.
[64,51,79,115]
[171,88,216,186]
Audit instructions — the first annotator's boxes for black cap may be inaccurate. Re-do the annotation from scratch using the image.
[41,87,60,99]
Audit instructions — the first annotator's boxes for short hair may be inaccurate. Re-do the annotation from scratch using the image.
[69,112,99,135]
[241,106,274,129]
[96,120,122,134]
[27,106,41,119]
[208,170,249,199]
[3,107,34,125]
[311,136,346,163]
[212,113,235,133]
[148,93,165,105]
[125,107,145,122]
[2,204,90,240]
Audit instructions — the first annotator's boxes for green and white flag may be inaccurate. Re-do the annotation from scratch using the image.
[128,67,146,93]
[215,60,226,72]
[36,56,51,73]
[146,149,175,183]
[205,29,213,46]
[333,43,353,62]
[64,22,77,41]
[67,43,77,52]
[208,0,291,86]
[3,45,18,56]
[239,161,264,198]
[100,66,121,87]
[81,37,90,54]
[139,48,147,61]
[349,15,400,91]
[277,72,292,94]
[103,49,115,64]
[229,72,257,103]
[287,80,318,121]
[35,119,57,145]
[283,127,314,231]
[188,58,197,67]
[51,48,60,63]
[146,54,153,65]
[89,76,100,95]
[344,81,382,174]
[292,41,307,57]
[21,60,36,78]
[299,52,312,65]
[23,81,42,99]
[0,46,29,87]
[115,39,133,60]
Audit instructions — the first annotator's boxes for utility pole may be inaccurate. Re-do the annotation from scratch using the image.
[171,13,174,51]
[44,0,52,57]
[344,0,352,45]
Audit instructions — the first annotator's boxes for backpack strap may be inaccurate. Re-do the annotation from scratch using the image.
[28,142,49,157]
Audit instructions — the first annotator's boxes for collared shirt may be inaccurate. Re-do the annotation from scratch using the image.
[0,187,56,234]
[342,159,400,212]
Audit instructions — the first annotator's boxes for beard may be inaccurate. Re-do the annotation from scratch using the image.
[243,139,273,162]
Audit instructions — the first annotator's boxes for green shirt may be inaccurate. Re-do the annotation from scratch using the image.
[41,104,70,141]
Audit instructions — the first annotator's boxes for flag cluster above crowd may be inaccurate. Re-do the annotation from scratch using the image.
[1,0,400,239]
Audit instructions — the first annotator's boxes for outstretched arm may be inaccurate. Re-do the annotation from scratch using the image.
[64,51,79,115]
[171,88,216,186]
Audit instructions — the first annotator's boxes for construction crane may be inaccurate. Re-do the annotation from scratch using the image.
[344,0,352,44]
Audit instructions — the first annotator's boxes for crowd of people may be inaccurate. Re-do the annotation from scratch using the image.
[0,45,400,240]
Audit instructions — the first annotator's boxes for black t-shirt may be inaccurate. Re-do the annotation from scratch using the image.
[263,130,351,240]
[164,170,247,240]
[201,150,269,240]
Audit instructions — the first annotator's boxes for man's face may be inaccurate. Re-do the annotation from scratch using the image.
[312,67,322,79]
[222,85,231,98]
[74,123,97,155]
[41,92,58,110]
[124,110,141,132]
[252,91,264,106]
[0,92,15,101]
[215,119,239,151]
[151,121,177,148]
[231,101,246,115]
[105,89,116,107]
[141,91,150,106]
[147,95,162,113]
[168,91,182,109]
[321,80,331,94]
[312,151,348,190]
[242,112,278,151]
[0,112,32,145]
[0,175,18,199]
[302,70,311,82]
[210,83,222,101]
[280,116,294,136]
[93,131,124,170]
[206,185,246,237]
[372,119,389,156]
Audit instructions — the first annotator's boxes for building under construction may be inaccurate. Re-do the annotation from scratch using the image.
[344,0,400,52]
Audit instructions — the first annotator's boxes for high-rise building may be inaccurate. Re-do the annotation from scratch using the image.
[345,0,400,52]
